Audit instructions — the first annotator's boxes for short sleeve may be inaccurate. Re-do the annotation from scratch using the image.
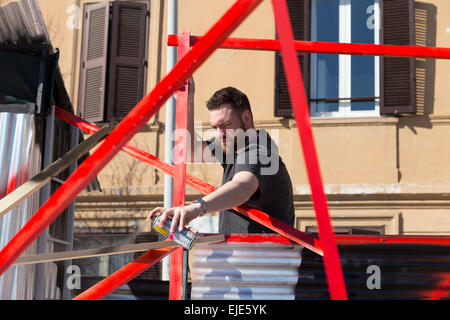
[234,142,269,188]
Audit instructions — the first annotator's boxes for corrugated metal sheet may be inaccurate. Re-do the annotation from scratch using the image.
[0,112,41,299]
[191,241,303,300]
[297,243,450,300]
[0,0,48,44]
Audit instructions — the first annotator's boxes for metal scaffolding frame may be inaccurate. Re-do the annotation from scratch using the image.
[1,0,450,300]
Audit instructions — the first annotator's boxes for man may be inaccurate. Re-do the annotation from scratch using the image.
[148,79,295,234]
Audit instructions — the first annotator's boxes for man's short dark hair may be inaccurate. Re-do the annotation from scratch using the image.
[206,87,251,113]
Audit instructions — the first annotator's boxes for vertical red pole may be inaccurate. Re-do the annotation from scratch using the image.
[169,30,191,300]
[271,0,348,300]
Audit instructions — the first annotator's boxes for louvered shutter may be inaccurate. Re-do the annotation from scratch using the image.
[380,0,416,115]
[275,0,310,117]
[78,2,110,122]
[106,1,148,121]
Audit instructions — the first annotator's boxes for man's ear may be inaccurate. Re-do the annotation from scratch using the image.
[242,109,253,129]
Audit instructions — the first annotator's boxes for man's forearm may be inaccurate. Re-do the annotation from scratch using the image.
[200,180,252,214]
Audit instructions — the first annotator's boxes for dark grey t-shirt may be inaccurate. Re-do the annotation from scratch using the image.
[207,129,295,234]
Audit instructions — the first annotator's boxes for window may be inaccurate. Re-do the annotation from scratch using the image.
[275,0,416,118]
[78,1,149,123]
[310,0,379,117]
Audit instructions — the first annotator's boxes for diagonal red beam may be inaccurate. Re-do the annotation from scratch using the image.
[0,0,263,277]
[168,35,450,59]
[271,0,347,300]
[55,106,323,256]
[73,246,175,300]
[169,30,191,301]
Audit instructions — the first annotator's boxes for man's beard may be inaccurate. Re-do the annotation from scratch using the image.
[221,120,254,155]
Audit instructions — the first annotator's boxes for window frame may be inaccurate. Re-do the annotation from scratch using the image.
[275,0,416,118]
[309,0,381,119]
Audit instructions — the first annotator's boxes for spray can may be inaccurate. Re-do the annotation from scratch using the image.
[152,215,199,250]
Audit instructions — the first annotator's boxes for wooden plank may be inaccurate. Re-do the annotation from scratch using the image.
[0,123,114,218]
[13,234,225,266]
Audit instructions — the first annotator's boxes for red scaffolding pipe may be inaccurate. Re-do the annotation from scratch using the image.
[168,35,450,59]
[0,0,264,277]
[271,0,347,300]
[169,30,191,300]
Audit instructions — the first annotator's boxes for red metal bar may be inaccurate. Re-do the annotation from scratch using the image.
[168,247,183,299]
[222,234,298,245]
[168,35,450,60]
[172,29,191,211]
[73,246,175,300]
[55,106,323,256]
[233,204,322,254]
[0,0,263,277]
[271,0,347,300]
[169,30,191,301]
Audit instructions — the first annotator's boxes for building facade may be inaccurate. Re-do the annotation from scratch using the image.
[23,0,450,276]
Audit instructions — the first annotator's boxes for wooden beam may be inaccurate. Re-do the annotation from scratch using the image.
[13,234,225,266]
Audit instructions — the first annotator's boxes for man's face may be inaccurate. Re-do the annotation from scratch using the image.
[209,104,247,153]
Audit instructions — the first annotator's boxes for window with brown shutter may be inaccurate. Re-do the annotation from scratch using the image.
[78,2,110,122]
[106,1,148,121]
[275,0,416,118]
[78,1,149,123]
[380,0,416,115]
[275,0,310,117]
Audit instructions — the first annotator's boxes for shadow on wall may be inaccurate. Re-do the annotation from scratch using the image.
[400,2,437,133]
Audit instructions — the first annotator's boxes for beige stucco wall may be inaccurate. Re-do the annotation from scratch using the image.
[33,0,450,235]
